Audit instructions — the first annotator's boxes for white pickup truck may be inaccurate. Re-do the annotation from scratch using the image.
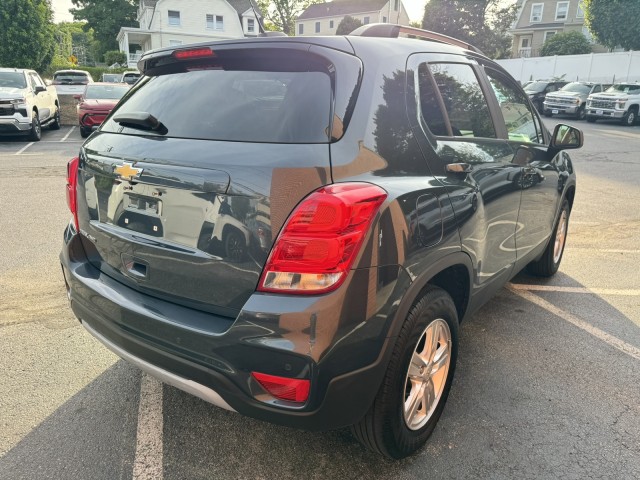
[0,68,61,141]
[586,83,640,126]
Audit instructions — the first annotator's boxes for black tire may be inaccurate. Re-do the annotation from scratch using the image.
[621,108,637,126]
[351,287,459,459]
[586,116,596,123]
[224,229,246,262]
[29,110,41,141]
[575,105,586,121]
[50,105,61,130]
[527,199,570,277]
[80,127,90,138]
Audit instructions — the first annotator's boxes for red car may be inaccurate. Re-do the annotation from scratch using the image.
[75,83,129,138]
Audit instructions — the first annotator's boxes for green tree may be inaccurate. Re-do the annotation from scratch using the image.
[0,0,56,71]
[422,0,518,59]
[541,31,592,56]
[257,0,324,35]
[584,0,640,51]
[104,50,127,65]
[336,15,362,35]
[71,0,137,60]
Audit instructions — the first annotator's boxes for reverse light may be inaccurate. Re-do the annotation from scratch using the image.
[251,372,310,403]
[258,183,387,294]
[66,156,80,231]
[172,47,215,60]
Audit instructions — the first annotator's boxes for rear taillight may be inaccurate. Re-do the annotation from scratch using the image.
[258,182,387,294]
[66,156,79,231]
[251,372,310,403]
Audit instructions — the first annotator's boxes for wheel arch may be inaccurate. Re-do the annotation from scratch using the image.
[387,251,473,341]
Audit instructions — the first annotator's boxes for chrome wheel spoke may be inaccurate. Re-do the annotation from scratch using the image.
[408,351,427,379]
[405,381,425,424]
[431,345,449,375]
[423,379,435,414]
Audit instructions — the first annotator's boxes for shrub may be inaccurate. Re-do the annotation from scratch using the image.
[541,31,592,56]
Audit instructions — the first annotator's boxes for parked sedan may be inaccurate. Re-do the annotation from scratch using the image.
[75,83,129,138]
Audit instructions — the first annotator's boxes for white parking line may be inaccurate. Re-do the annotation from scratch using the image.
[14,142,34,155]
[510,284,640,296]
[507,285,640,361]
[60,126,76,142]
[133,374,164,480]
[569,248,640,255]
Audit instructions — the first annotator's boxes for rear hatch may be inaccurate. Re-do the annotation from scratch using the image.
[76,41,362,318]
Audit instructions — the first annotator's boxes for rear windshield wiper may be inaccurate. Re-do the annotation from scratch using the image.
[113,112,168,135]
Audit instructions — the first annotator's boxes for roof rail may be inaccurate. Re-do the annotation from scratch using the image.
[348,23,484,55]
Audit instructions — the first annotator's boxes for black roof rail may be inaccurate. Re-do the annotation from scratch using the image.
[349,23,484,55]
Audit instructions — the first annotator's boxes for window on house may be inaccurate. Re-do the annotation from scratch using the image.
[382,16,387,23]
[168,10,180,26]
[299,23,304,35]
[394,0,399,11]
[169,40,183,46]
[577,1,585,18]
[521,38,530,48]
[215,15,224,30]
[330,20,334,28]
[530,3,543,22]
[315,21,320,33]
[247,18,255,33]
[206,14,214,29]
[363,16,370,24]
[555,1,569,21]
[582,26,594,43]
[544,31,557,42]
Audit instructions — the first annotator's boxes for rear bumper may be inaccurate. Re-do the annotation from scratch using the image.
[61,225,407,430]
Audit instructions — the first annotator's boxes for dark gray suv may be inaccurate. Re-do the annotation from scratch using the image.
[60,24,582,459]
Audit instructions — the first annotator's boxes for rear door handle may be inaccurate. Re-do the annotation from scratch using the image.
[446,163,473,174]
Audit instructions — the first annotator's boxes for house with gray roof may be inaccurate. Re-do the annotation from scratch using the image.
[296,0,410,36]
[509,0,607,58]
[118,0,264,68]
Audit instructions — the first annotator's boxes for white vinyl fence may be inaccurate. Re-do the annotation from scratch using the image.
[496,51,640,84]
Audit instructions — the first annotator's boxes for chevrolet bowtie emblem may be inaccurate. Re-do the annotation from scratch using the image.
[114,162,143,181]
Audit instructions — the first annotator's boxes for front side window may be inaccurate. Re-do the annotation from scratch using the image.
[418,63,496,139]
[556,1,569,21]
[168,10,180,26]
[485,68,544,144]
[531,3,543,22]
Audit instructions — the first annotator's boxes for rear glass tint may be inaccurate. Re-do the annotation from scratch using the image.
[85,84,129,100]
[103,60,332,143]
[54,71,91,84]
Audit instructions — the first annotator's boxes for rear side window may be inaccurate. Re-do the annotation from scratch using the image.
[103,49,338,143]
[418,62,496,138]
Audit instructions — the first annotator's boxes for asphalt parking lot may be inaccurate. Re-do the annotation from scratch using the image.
[0,120,639,480]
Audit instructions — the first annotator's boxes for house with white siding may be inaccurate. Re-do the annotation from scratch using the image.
[296,0,410,37]
[118,0,264,67]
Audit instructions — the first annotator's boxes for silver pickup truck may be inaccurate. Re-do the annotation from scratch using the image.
[0,68,61,141]
[543,82,608,120]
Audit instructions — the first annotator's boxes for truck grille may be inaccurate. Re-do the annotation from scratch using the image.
[0,105,15,116]
[589,98,615,109]
[547,97,577,106]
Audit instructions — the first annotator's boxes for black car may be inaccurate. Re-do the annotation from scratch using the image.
[60,24,582,459]
[524,80,569,112]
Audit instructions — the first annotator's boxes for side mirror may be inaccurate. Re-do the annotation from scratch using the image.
[34,85,46,94]
[44,79,52,86]
[550,124,583,150]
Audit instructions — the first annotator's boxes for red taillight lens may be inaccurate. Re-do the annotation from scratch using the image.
[251,372,310,403]
[173,47,215,60]
[258,182,387,294]
[66,156,80,231]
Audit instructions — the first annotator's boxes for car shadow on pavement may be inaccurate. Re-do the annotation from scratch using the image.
[1,273,639,480]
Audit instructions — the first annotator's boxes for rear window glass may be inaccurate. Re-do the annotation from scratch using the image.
[54,71,91,84]
[103,68,332,143]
